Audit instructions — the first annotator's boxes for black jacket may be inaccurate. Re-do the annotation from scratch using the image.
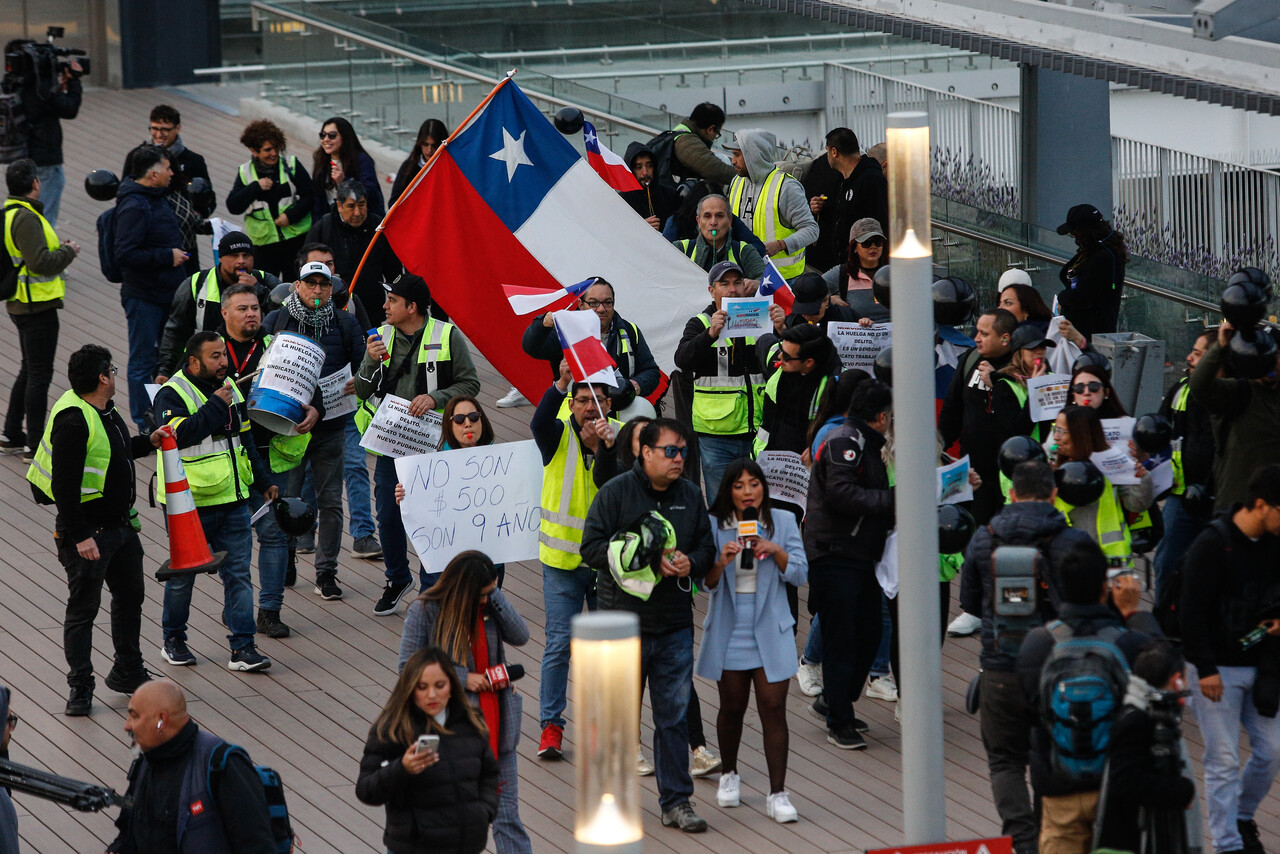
[581,462,716,635]
[522,311,661,395]
[157,269,279,377]
[1158,375,1215,495]
[801,155,845,271]
[831,155,889,261]
[19,76,81,166]
[1057,243,1125,341]
[619,142,680,224]
[802,415,893,564]
[38,398,154,543]
[959,500,1094,671]
[356,708,500,854]
[939,347,1013,522]
[305,210,402,326]
[114,178,187,306]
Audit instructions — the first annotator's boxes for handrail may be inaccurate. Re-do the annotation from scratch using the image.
[476,31,881,61]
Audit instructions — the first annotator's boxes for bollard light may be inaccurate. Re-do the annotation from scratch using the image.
[886,111,933,259]
[572,612,642,854]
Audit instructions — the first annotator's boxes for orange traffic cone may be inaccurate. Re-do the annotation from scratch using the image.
[154,426,227,581]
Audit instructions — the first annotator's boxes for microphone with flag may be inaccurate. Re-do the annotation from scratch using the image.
[758,257,795,315]
[582,120,642,192]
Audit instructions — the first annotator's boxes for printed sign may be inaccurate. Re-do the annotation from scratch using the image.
[257,332,324,406]
[396,441,544,565]
[1027,373,1072,422]
[359,395,443,457]
[755,450,811,507]
[1090,446,1143,486]
[721,297,772,337]
[319,365,357,420]
[828,322,892,371]
[937,455,974,505]
[1101,416,1136,450]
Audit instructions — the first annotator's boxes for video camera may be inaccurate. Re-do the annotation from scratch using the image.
[3,27,91,97]
[991,544,1045,655]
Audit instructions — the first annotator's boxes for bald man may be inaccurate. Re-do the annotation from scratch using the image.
[110,680,276,854]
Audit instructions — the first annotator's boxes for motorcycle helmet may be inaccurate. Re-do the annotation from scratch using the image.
[932,276,978,327]
[938,504,977,555]
[272,497,316,538]
[872,345,892,386]
[1054,460,1105,507]
[84,169,120,202]
[1131,414,1173,455]
[998,435,1047,479]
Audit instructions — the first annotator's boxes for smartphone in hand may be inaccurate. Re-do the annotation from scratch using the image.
[415,734,440,755]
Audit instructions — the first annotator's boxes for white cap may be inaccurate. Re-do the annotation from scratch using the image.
[998,268,1033,290]
[298,261,333,282]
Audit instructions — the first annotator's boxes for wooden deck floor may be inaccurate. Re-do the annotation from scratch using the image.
[0,85,1273,854]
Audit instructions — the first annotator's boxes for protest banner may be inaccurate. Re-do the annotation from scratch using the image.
[1027,373,1072,422]
[937,455,973,504]
[828,322,892,371]
[756,451,810,507]
[721,297,772,337]
[1090,446,1143,485]
[396,440,543,565]
[319,365,358,420]
[359,395,442,457]
[256,332,324,404]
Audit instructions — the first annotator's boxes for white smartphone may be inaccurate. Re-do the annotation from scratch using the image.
[415,734,439,755]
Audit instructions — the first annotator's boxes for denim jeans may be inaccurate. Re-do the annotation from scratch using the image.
[253,470,292,611]
[1188,664,1280,852]
[162,503,256,651]
[344,418,376,539]
[809,556,883,728]
[980,668,1039,854]
[803,614,822,664]
[121,295,168,432]
[4,310,60,447]
[697,434,752,499]
[288,425,346,580]
[642,628,696,812]
[35,165,65,227]
[373,453,431,589]
[1152,493,1208,601]
[539,563,597,728]
[870,593,893,676]
[57,525,144,688]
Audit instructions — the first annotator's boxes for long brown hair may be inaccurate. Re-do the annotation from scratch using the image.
[1059,405,1110,460]
[312,116,369,197]
[421,551,499,666]
[439,396,495,450]
[373,646,485,745]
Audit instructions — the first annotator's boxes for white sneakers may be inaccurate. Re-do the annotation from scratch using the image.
[637,748,653,776]
[947,611,982,637]
[495,387,529,408]
[717,772,799,822]
[796,661,823,697]
[866,674,899,702]
[717,771,740,807]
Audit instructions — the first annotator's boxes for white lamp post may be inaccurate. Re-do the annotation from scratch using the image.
[572,612,643,854]
[886,110,947,844]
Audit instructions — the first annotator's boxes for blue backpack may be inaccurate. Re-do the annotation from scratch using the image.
[208,742,295,853]
[1037,621,1130,786]
[96,206,122,283]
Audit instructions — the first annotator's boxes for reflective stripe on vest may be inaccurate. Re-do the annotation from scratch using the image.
[156,374,254,506]
[539,425,599,569]
[691,313,762,435]
[26,389,110,501]
[3,199,66,304]
[237,156,311,245]
[1170,380,1190,495]
[728,168,804,278]
[676,238,740,271]
[1054,479,1132,560]
[355,319,454,442]
[753,371,827,457]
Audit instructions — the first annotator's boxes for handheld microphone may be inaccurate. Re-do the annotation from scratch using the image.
[738,506,759,569]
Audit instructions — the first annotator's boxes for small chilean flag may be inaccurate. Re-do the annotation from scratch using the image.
[554,309,617,386]
[583,121,642,192]
[503,276,596,317]
[758,257,795,314]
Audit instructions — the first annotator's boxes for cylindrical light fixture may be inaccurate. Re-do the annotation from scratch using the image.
[886,110,946,844]
[572,612,642,854]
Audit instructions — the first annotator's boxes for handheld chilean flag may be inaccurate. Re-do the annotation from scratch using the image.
[379,77,707,401]
[554,309,617,386]
[504,276,596,317]
[758,257,795,314]
[582,121,642,192]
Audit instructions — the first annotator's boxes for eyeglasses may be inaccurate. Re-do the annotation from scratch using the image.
[5,713,16,728]
[149,124,176,134]
[104,365,118,376]
[651,444,689,459]
[1071,381,1103,394]
[571,397,597,405]
[301,278,333,288]
[318,130,340,141]
[451,412,482,425]
[582,299,614,309]
[1051,426,1067,437]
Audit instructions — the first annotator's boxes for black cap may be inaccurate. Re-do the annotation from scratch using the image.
[218,231,253,256]
[383,273,431,313]
[1056,204,1105,235]
[708,260,744,286]
[1010,324,1056,351]
[789,273,828,316]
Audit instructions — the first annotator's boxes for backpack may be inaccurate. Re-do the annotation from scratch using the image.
[97,206,122,283]
[0,201,23,300]
[1154,516,1233,639]
[208,742,295,853]
[1037,621,1130,786]
[645,128,683,193]
[989,527,1057,656]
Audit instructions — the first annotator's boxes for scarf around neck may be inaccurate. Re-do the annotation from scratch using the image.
[284,291,335,340]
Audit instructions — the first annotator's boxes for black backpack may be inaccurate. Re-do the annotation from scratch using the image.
[97,206,123,283]
[0,201,27,300]
[208,742,295,853]
[1155,516,1233,639]
[645,128,683,193]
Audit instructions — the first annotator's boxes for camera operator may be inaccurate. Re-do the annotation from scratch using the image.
[1094,641,1197,854]
[3,38,82,228]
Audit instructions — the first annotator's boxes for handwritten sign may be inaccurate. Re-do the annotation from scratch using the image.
[395,441,543,565]
[1028,373,1072,422]
[721,297,772,337]
[828,322,892,371]
[756,450,810,508]
[257,332,324,405]
[319,365,357,420]
[1090,446,1142,485]
[1101,417,1136,450]
[937,455,974,505]
[359,395,442,457]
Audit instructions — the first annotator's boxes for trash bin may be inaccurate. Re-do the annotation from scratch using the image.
[1091,332,1166,417]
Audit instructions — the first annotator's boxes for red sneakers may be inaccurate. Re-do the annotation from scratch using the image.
[538,723,564,760]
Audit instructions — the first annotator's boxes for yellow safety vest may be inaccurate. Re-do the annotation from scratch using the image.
[237,156,311,246]
[3,199,66,304]
[225,332,311,472]
[999,377,1043,443]
[1170,380,1190,495]
[1054,478,1133,561]
[676,237,744,271]
[753,369,827,458]
[690,313,763,436]
[26,390,110,502]
[156,373,255,506]
[355,318,455,437]
[539,424,599,570]
[728,168,804,278]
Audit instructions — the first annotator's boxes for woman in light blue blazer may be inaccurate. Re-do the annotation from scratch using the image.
[697,458,808,824]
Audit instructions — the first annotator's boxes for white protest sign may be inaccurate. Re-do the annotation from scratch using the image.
[756,451,810,507]
[1028,373,1072,422]
[721,297,772,337]
[145,383,162,403]
[209,217,236,257]
[937,455,974,505]
[1101,417,1136,450]
[1046,316,1084,375]
[319,365,357,420]
[828,322,892,371]
[257,332,324,405]
[396,440,543,565]
[1090,446,1143,485]
[1148,459,1175,497]
[359,395,442,457]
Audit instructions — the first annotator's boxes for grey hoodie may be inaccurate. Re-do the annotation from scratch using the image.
[0,685,18,854]
[729,129,819,255]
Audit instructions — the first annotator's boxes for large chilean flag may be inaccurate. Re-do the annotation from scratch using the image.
[381,77,708,401]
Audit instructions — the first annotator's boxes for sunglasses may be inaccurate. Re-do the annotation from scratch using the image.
[858,237,886,248]
[451,412,482,425]
[318,130,340,141]
[1071,381,1104,394]
[651,444,689,459]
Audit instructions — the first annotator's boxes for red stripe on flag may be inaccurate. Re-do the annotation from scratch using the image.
[565,336,615,383]
[585,150,642,192]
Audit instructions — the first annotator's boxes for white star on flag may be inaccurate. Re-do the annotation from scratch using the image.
[584,127,598,147]
[489,127,533,181]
